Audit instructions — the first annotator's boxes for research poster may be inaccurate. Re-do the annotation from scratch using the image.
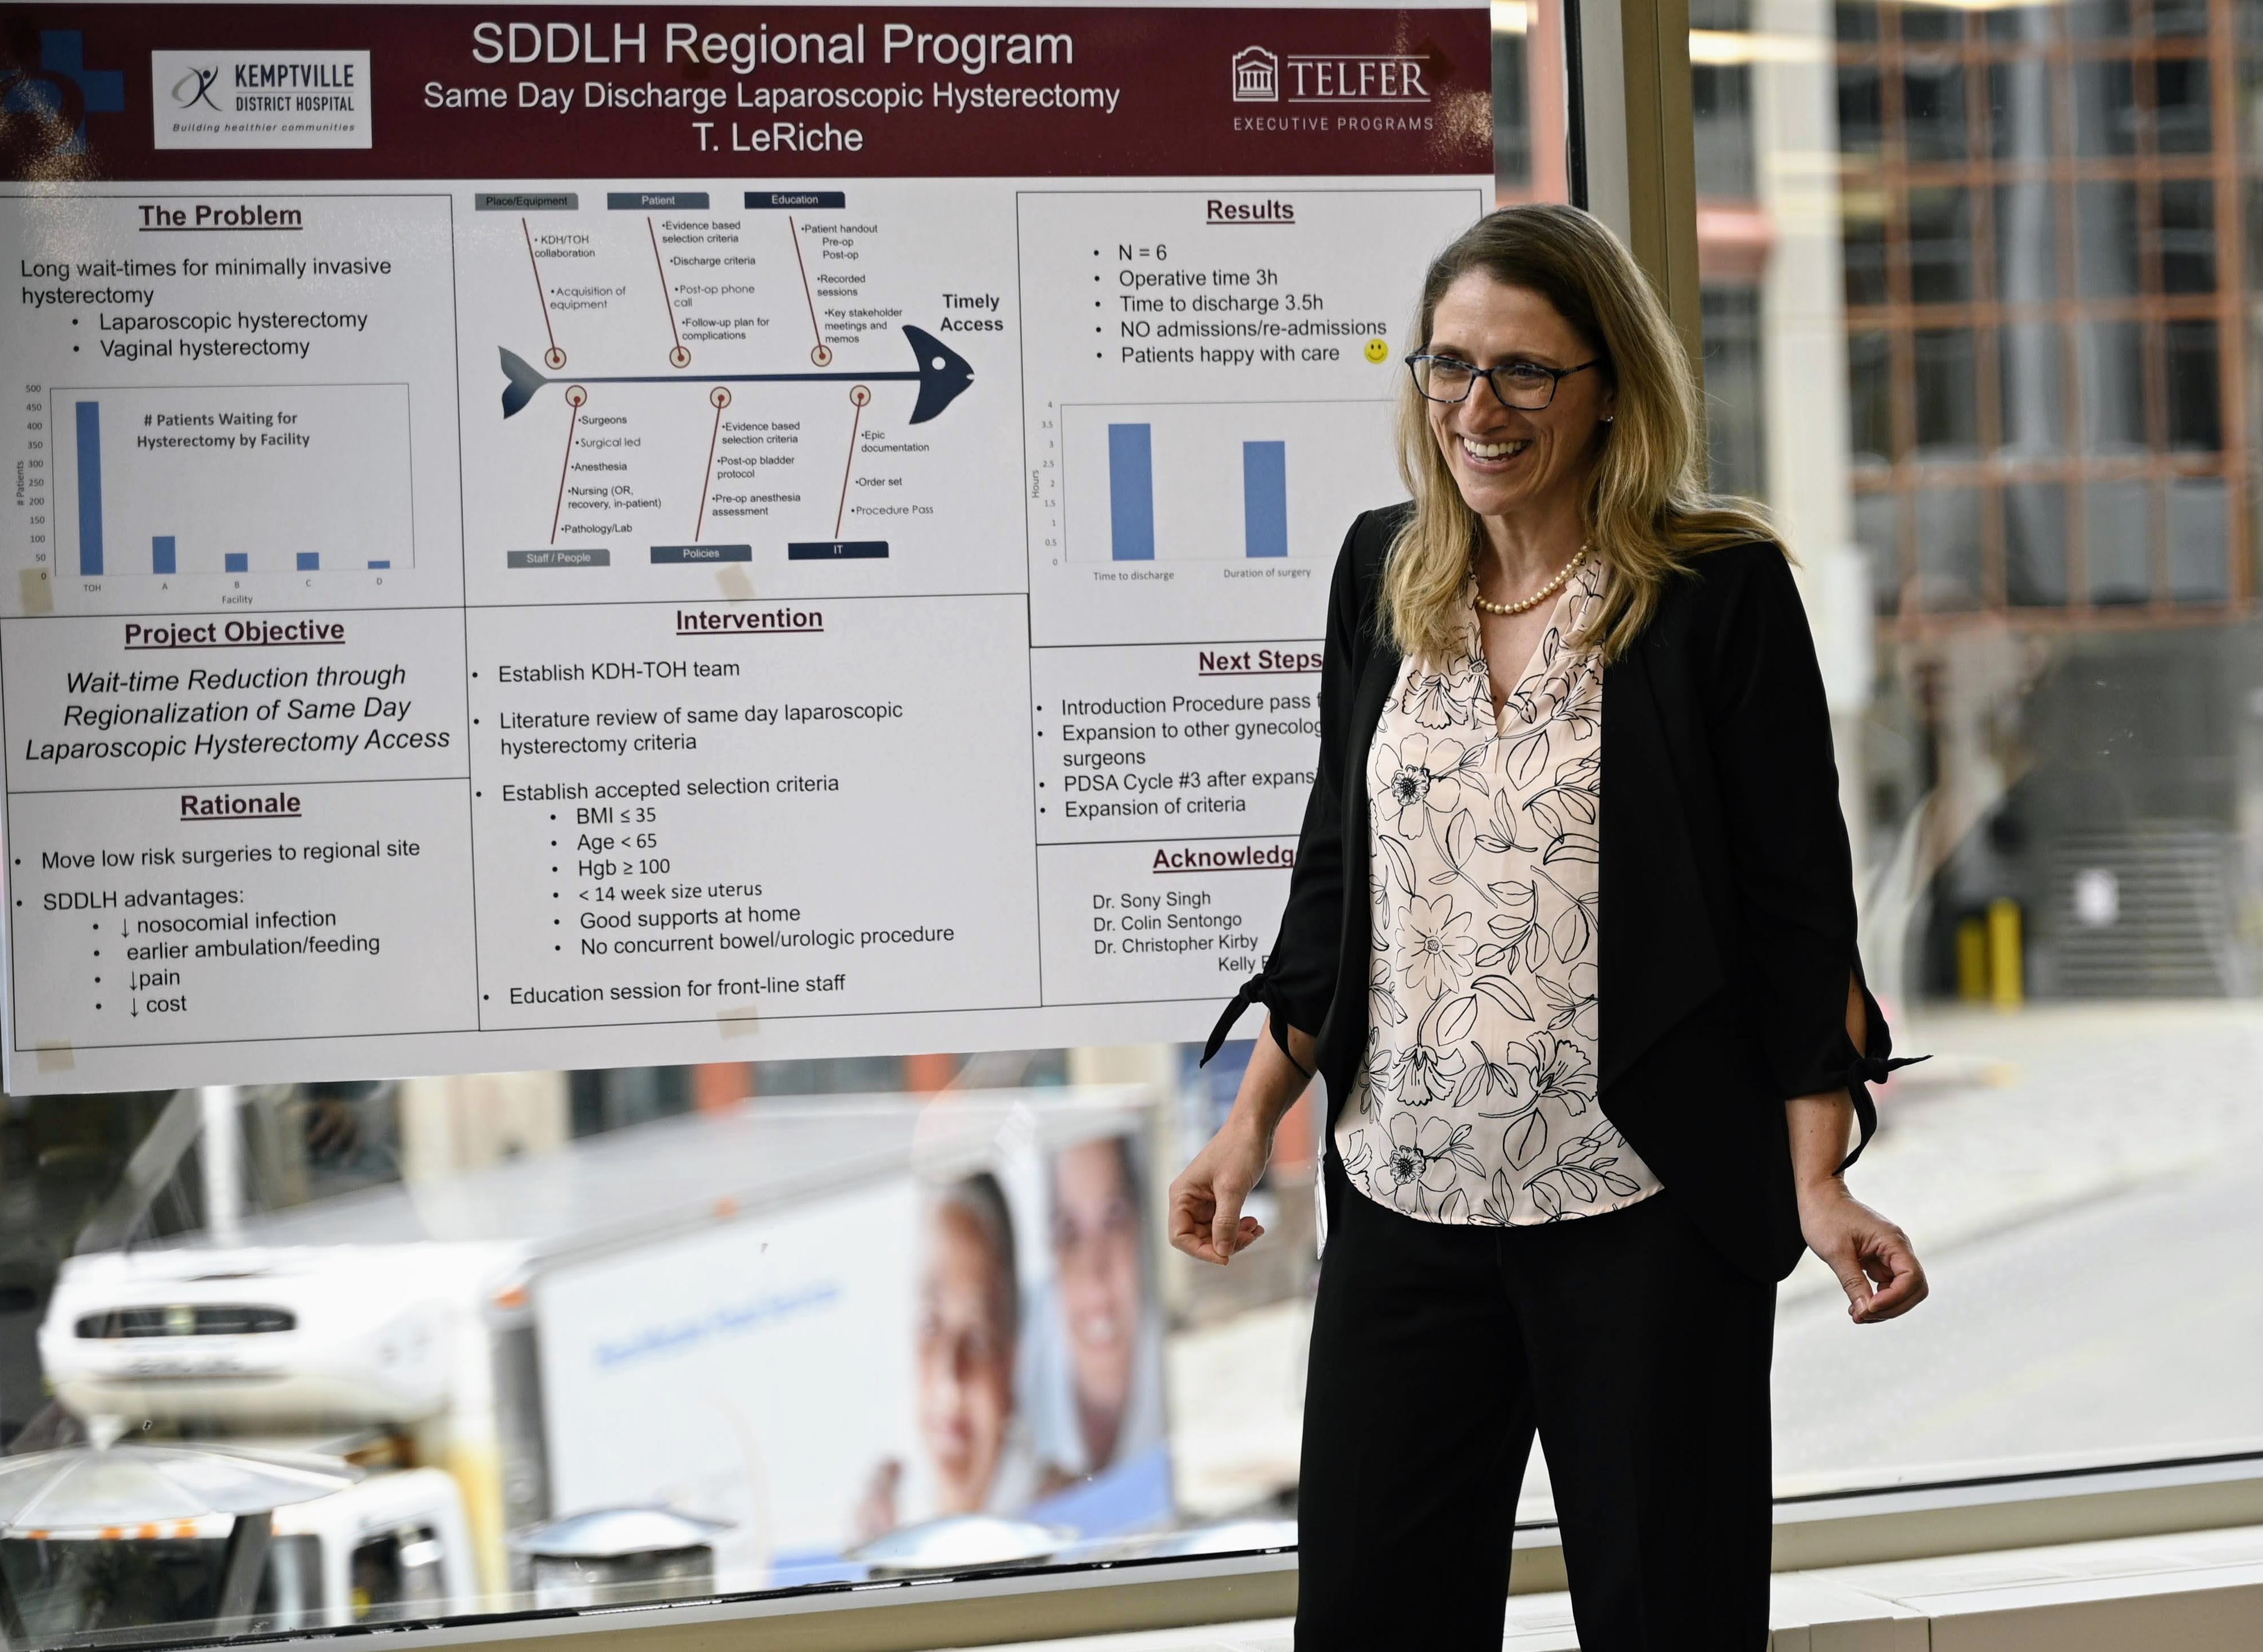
[0,4,1490,1092]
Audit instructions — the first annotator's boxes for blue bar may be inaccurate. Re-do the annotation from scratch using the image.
[746,191,845,210]
[153,536,176,575]
[1108,424,1155,561]
[75,402,103,576]
[297,553,319,570]
[651,544,752,564]
[368,560,390,569]
[787,540,888,561]
[1243,441,1288,558]
[225,553,248,573]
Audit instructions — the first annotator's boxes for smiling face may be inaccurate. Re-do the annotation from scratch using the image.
[916,1203,1016,1513]
[1050,1140,1142,1465]
[1422,272,1615,528]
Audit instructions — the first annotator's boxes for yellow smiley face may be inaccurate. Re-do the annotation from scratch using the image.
[1363,337,1390,364]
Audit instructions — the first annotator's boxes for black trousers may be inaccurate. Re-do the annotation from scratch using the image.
[1295,1153,1776,1651]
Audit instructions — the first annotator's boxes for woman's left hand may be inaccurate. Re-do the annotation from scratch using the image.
[1798,1179,1928,1324]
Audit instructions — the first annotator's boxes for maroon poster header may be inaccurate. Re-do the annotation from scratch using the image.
[0,5,1492,181]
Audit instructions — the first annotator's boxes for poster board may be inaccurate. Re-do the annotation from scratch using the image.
[0,4,1490,1091]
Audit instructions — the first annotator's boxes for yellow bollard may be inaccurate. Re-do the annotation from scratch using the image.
[1988,897,2024,1009]
[1956,915,1989,1003]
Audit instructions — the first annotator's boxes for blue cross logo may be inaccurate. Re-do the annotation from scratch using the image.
[1,31,126,157]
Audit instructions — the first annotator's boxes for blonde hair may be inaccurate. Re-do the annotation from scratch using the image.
[1385,205,1779,665]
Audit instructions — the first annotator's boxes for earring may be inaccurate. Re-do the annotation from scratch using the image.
[1601,414,1614,424]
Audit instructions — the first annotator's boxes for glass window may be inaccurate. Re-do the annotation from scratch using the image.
[1907,187,1974,304]
[2065,0,2133,37]
[1985,5,2058,45]
[1839,65,1887,155]
[1902,59,1970,161]
[1835,0,1881,42]
[1998,322,2064,453]
[1994,181,2059,301]
[2164,320,2223,452]
[1701,287,1766,498]
[1913,328,1980,457]
[1702,0,2260,1537]
[2084,477,2152,601]
[1988,57,2057,160]
[2250,180,2263,293]
[1493,28,1533,192]
[2075,180,2141,298]
[2155,178,2217,293]
[1844,199,1892,307]
[2152,55,2214,155]
[2070,58,2140,155]
[1899,5,1961,45]
[2078,319,2148,452]
[2166,477,2229,600]
[2003,482,2070,604]
[1693,65,1757,199]
[1848,330,1897,466]
[1914,486,1985,610]
[1853,489,1905,614]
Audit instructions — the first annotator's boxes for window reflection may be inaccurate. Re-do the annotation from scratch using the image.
[1914,487,1984,611]
[2072,58,2140,155]
[2067,0,2134,40]
[2085,477,2152,602]
[1906,187,1973,304]
[1902,59,1969,161]
[1848,331,1895,467]
[2076,180,2141,298]
[1994,182,2057,302]
[1844,199,1891,307]
[2078,320,2148,454]
[1698,0,2258,1517]
[1913,328,1980,457]
[1997,323,2063,454]
[2166,478,2229,602]
[2152,55,2212,154]
[1988,58,2056,162]
[2003,483,2070,605]
[2164,321,2222,451]
[2156,179,2216,293]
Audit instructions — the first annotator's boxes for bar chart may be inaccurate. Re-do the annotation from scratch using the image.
[1066,399,1397,566]
[53,384,415,579]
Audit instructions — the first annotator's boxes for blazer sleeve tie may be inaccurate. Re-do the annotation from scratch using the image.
[1203,966,1285,1066]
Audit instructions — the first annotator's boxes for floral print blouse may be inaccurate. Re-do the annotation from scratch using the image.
[1334,561,1662,1227]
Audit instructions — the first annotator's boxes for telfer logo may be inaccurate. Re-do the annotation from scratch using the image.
[1230,46,1279,102]
[1282,54,1429,102]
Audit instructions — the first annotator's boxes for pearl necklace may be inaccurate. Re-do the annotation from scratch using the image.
[1472,544,1588,616]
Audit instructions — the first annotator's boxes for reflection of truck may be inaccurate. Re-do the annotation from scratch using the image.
[26,1090,1157,1633]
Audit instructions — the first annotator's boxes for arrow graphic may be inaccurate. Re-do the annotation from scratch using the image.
[499,325,974,424]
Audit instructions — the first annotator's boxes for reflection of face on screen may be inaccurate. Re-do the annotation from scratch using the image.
[916,1175,1018,1513]
[1050,1138,1143,1472]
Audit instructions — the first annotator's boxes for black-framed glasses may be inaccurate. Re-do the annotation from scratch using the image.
[1406,354,1605,410]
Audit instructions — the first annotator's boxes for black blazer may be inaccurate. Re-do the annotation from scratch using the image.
[1206,504,1914,1283]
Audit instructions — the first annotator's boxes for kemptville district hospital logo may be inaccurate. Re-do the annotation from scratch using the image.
[1231,46,1279,102]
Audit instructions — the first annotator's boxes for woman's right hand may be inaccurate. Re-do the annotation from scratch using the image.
[1168,1116,1274,1265]
[1171,1019,1317,1265]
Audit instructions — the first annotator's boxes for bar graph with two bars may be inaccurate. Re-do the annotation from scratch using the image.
[1105,422,1292,562]
[1071,399,1395,567]
[56,386,415,579]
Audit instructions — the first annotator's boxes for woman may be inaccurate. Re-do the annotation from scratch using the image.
[1168,206,1928,1650]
